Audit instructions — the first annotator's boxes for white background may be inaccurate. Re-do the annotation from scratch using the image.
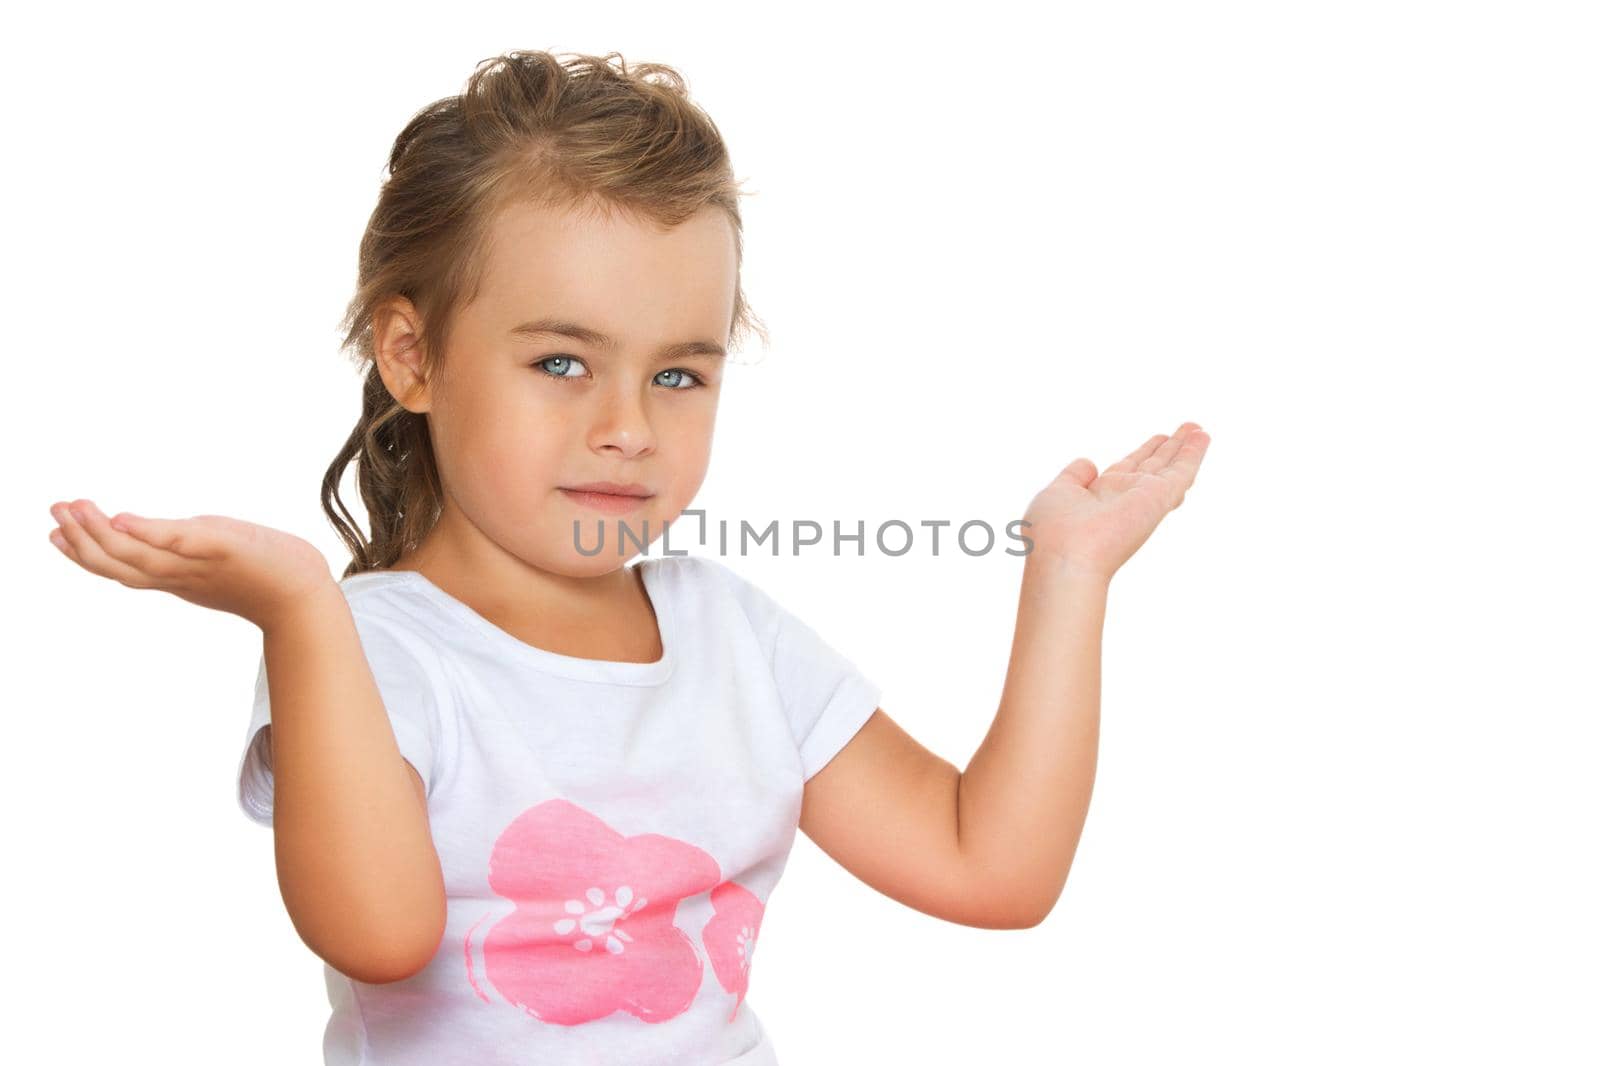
[9,1,1596,1062]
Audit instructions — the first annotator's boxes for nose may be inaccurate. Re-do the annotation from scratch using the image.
[588,382,657,460]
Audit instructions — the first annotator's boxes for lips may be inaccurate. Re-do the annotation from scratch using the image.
[561,481,654,497]
[558,482,656,515]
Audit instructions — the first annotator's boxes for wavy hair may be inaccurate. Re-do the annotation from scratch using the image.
[321,50,767,578]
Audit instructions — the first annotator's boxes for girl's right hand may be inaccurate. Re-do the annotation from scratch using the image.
[48,497,336,633]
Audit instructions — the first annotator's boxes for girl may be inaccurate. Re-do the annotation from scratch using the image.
[46,50,1209,1066]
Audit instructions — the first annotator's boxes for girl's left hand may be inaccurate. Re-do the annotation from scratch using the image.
[1021,421,1211,582]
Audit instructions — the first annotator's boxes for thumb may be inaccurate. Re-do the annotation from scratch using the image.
[1058,457,1098,488]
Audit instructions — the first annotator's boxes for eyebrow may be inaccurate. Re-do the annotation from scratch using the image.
[508,317,726,361]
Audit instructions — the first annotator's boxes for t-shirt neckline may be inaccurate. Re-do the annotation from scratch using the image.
[345,558,678,687]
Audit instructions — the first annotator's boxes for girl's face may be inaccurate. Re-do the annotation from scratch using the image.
[376,198,736,580]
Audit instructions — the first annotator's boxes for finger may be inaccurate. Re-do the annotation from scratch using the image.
[1162,426,1209,470]
[1138,422,1202,473]
[74,499,196,577]
[1057,457,1098,488]
[112,511,220,560]
[1104,434,1168,476]
[1156,427,1210,498]
[52,499,145,582]
[51,500,158,587]
[49,524,81,564]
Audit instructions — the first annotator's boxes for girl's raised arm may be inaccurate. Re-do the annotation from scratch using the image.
[799,423,1210,927]
[48,499,446,983]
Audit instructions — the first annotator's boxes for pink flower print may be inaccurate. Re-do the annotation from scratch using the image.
[702,880,766,1022]
[473,798,723,1026]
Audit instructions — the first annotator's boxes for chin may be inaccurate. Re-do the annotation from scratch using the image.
[541,529,652,577]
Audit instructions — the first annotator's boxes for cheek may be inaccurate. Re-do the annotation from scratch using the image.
[678,404,717,455]
[475,419,565,491]
[659,412,716,491]
[435,391,565,497]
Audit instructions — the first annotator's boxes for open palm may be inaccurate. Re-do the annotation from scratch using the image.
[47,498,334,631]
[1022,422,1211,581]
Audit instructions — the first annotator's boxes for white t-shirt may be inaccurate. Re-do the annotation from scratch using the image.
[236,552,883,1066]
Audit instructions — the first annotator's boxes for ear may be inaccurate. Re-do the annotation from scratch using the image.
[373,296,432,413]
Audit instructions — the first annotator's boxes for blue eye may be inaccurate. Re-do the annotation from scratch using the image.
[654,368,705,390]
[532,356,705,390]
[535,355,586,380]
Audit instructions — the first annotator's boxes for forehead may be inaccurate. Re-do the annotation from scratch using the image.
[473,199,737,340]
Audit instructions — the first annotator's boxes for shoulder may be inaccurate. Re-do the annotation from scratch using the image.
[337,571,446,631]
[645,552,780,630]
[333,572,455,674]
[640,554,790,653]
[338,569,425,611]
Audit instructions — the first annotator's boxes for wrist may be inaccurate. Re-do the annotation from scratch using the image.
[1022,551,1115,590]
[256,579,346,637]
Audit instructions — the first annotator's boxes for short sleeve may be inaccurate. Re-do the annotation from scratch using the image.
[236,598,447,827]
[710,559,885,782]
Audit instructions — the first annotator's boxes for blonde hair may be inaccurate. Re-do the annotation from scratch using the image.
[322,50,768,578]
